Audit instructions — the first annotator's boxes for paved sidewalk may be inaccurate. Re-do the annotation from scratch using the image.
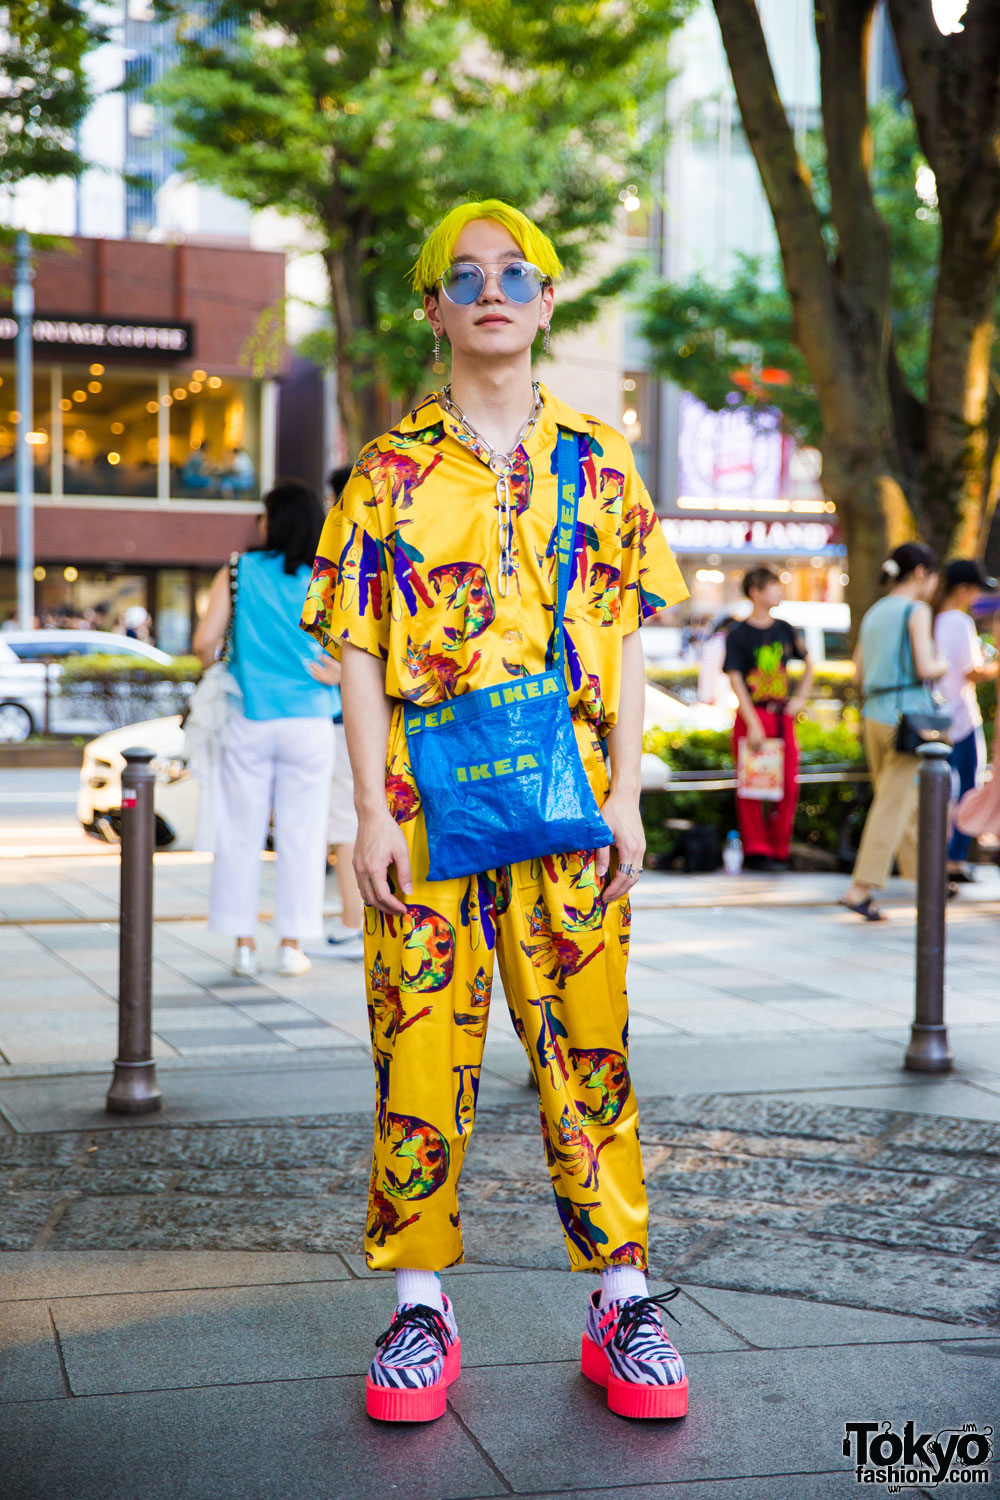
[1,852,998,1497]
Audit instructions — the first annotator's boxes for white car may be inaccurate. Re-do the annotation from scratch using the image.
[0,630,175,742]
[78,714,198,849]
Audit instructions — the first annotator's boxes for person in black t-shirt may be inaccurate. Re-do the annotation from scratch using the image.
[723,568,813,870]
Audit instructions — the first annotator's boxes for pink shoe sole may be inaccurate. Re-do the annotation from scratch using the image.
[581,1333,688,1419]
[365,1337,461,1423]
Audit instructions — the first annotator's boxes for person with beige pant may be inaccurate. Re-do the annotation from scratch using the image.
[842,543,947,920]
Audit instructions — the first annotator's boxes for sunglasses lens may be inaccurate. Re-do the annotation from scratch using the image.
[500,262,544,302]
[441,264,485,304]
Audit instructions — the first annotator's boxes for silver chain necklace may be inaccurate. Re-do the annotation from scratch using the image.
[440,382,543,597]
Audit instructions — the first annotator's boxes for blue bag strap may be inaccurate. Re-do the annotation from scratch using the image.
[548,427,581,677]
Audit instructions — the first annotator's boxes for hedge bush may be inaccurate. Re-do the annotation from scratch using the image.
[57,654,201,730]
[641,715,871,866]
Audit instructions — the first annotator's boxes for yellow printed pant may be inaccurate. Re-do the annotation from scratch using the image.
[362,709,649,1274]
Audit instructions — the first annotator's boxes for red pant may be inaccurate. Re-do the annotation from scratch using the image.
[732,706,799,859]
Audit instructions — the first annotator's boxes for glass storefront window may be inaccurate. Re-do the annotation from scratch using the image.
[169,374,260,501]
[61,370,158,497]
[0,367,53,494]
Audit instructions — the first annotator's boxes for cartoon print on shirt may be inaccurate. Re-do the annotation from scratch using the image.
[428,562,496,649]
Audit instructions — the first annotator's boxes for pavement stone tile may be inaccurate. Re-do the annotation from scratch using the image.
[153,1027,278,1052]
[8,1168,176,1197]
[449,1341,998,1495]
[808,1206,984,1255]
[0,1251,355,1302]
[229,1003,318,1024]
[173,1169,343,1197]
[48,1271,746,1399]
[679,1226,1000,1326]
[49,1196,366,1253]
[0,1195,58,1251]
[516,1481,874,1500]
[269,1027,358,1049]
[0,1377,505,1500]
[0,1300,66,1402]
[151,1008,261,1032]
[683,1285,1000,1347]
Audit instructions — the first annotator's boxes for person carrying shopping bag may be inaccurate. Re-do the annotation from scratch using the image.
[934,559,999,882]
[724,568,813,871]
[194,480,339,976]
[841,543,948,920]
[300,200,691,1424]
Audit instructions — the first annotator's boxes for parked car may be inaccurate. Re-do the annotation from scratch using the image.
[78,714,197,848]
[0,630,176,741]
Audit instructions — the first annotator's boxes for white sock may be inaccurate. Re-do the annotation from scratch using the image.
[395,1268,445,1313]
[600,1266,648,1308]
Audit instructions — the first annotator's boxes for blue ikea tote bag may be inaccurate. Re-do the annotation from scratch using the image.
[404,428,612,881]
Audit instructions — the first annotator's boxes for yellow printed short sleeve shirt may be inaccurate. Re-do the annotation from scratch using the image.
[300,385,687,736]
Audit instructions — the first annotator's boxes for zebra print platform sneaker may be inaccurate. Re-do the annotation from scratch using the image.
[365,1298,461,1422]
[581,1288,688,1419]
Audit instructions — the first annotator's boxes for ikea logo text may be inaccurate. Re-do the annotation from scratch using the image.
[456,755,541,783]
[488,679,559,708]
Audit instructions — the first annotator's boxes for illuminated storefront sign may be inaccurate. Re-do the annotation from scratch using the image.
[663,517,845,555]
[0,315,193,356]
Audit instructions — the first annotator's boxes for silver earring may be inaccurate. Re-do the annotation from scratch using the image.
[543,325,552,356]
[432,331,446,375]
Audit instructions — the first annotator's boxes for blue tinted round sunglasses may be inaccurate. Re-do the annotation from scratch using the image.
[438,260,548,305]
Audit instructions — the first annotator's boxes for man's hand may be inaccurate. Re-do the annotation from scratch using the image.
[353,810,412,916]
[596,789,645,905]
[745,714,767,752]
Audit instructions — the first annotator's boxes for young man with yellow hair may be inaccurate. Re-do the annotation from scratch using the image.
[302,200,690,1423]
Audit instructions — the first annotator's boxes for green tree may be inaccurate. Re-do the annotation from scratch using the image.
[0,2,110,199]
[646,0,1000,618]
[153,0,690,454]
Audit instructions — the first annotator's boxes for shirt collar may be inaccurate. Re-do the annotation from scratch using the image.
[394,383,592,447]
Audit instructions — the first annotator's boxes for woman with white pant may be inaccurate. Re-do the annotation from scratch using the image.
[194,480,337,976]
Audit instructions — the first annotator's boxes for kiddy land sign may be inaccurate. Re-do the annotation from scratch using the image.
[0,314,193,356]
[663,517,845,556]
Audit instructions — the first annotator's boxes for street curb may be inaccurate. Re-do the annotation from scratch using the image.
[0,742,82,768]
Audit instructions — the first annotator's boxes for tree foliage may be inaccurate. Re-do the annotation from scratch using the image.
[0,2,110,193]
[153,0,691,451]
[643,0,1000,621]
[642,102,939,450]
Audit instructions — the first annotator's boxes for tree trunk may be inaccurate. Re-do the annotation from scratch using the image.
[325,247,381,459]
[711,0,915,627]
[888,0,1000,560]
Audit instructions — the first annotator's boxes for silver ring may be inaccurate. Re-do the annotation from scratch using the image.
[619,863,639,878]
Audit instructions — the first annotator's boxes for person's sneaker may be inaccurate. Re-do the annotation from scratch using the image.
[366,1298,461,1422]
[304,923,365,960]
[581,1289,688,1419]
[232,944,260,978]
[276,945,311,977]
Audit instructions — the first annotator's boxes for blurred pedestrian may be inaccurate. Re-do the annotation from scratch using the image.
[724,568,812,871]
[935,560,999,882]
[194,480,338,977]
[954,607,1000,851]
[307,464,365,962]
[697,612,738,706]
[842,542,947,920]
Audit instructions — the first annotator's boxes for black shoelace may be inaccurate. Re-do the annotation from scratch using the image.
[615,1288,682,1353]
[375,1303,449,1357]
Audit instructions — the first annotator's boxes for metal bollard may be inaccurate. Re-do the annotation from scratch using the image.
[107,747,162,1114]
[904,741,954,1074]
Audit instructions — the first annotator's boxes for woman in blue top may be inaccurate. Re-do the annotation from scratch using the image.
[841,542,947,920]
[195,481,339,975]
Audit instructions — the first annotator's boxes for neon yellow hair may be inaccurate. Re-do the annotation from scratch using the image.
[410,200,563,293]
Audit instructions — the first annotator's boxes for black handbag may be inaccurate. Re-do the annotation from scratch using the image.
[865,603,951,754]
